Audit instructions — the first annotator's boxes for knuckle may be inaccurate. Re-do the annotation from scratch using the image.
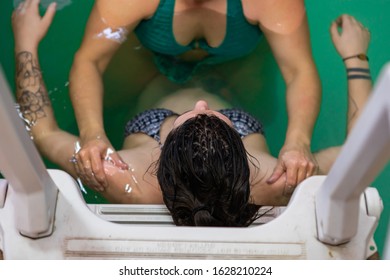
[289,160,299,166]
[78,149,88,158]
[96,174,104,181]
[300,161,308,168]
[90,146,102,154]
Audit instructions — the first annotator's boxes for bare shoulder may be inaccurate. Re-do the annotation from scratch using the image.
[106,145,162,204]
[96,0,160,27]
[242,0,306,33]
[119,135,161,172]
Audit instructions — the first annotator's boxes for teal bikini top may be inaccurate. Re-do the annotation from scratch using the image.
[134,0,263,83]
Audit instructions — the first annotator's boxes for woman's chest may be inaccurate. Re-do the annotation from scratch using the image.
[172,1,228,48]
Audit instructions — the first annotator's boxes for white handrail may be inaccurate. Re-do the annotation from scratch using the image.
[0,66,58,238]
[316,63,390,245]
[384,222,390,259]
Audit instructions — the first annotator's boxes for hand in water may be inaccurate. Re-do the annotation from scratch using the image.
[73,135,128,192]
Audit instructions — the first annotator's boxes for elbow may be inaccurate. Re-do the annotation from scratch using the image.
[70,51,104,76]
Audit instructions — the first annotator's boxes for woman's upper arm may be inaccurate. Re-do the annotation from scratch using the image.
[74,0,157,71]
[254,0,306,35]
[254,0,315,81]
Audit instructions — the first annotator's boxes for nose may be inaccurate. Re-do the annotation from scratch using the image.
[194,100,209,111]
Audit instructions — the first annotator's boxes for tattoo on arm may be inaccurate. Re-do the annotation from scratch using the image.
[16,51,51,127]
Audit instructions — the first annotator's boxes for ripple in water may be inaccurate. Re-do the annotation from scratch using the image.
[13,0,72,10]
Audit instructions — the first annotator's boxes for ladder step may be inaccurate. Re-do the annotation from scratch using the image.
[88,204,285,225]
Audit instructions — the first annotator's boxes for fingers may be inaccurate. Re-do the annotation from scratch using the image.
[337,14,353,26]
[25,0,33,9]
[72,141,126,192]
[330,14,371,57]
[333,14,368,33]
[72,156,82,176]
[296,165,306,186]
[31,0,40,12]
[306,160,318,177]
[13,0,56,26]
[285,163,299,187]
[76,149,105,191]
[332,14,356,34]
[329,21,340,43]
[14,1,27,15]
[283,163,313,196]
[15,0,33,13]
[42,2,57,27]
[267,163,285,184]
[21,0,32,11]
[91,152,108,188]
[71,154,100,191]
[286,159,318,187]
[17,1,25,10]
[267,157,315,186]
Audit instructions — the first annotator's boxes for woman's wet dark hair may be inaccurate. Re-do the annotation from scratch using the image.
[157,114,261,227]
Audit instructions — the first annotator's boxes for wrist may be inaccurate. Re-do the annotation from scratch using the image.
[346,67,371,80]
[285,123,313,147]
[14,43,38,54]
[80,128,107,142]
[342,53,369,68]
[344,59,369,69]
[342,53,369,62]
[284,134,311,148]
[15,46,38,56]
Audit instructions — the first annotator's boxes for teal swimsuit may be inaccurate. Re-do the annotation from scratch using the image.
[134,0,263,83]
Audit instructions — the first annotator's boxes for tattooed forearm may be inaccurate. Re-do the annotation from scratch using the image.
[16,51,51,126]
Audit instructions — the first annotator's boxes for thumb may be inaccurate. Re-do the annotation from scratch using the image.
[42,2,57,27]
[267,163,285,184]
[109,152,129,170]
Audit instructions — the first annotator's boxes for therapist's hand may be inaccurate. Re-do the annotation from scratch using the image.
[267,142,318,192]
[74,135,128,192]
[12,0,57,50]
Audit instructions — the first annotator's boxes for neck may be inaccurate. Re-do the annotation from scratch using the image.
[159,116,178,146]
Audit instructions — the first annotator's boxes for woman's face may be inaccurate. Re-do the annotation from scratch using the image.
[173,100,233,128]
